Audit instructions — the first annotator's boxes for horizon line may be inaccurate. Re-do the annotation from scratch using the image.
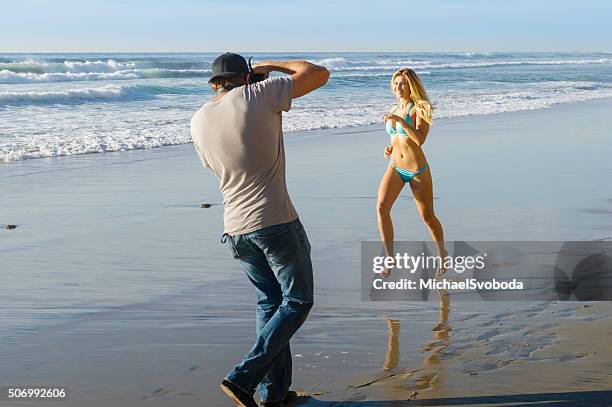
[1,50,611,54]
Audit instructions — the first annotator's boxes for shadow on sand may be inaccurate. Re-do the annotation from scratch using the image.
[292,389,612,406]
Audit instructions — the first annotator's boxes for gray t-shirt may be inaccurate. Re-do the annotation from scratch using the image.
[191,77,298,235]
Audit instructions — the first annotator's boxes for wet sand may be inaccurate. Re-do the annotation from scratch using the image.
[300,301,612,406]
[2,98,612,406]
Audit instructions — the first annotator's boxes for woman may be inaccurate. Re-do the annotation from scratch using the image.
[377,68,447,277]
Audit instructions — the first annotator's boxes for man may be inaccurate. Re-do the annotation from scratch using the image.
[191,53,329,407]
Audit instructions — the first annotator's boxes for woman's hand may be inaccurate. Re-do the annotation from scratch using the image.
[382,113,400,124]
[383,114,408,129]
[384,146,393,159]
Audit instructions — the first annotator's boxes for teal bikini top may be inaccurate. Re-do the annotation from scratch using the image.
[386,102,414,137]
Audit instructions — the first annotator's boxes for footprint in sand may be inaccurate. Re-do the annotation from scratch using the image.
[462,358,518,374]
[409,373,438,390]
[141,387,174,399]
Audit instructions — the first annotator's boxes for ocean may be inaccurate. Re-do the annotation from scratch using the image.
[1,52,612,162]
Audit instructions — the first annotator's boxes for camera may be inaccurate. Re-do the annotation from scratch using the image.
[247,57,269,84]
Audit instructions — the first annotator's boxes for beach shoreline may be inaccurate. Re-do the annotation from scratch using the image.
[3,51,612,163]
[2,97,612,406]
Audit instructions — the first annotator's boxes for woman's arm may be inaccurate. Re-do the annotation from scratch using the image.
[395,113,430,146]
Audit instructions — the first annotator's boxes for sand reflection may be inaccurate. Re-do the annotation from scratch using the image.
[381,289,451,392]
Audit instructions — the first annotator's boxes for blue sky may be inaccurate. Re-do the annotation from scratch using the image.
[2,0,611,52]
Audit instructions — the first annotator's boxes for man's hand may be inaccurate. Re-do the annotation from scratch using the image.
[249,60,329,98]
[384,146,393,159]
[251,63,276,75]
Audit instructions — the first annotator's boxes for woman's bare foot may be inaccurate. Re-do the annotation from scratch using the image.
[381,256,395,278]
[436,248,449,277]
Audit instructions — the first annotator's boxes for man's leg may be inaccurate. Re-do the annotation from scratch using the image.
[239,248,291,401]
[227,220,314,402]
[258,345,291,403]
[223,232,283,398]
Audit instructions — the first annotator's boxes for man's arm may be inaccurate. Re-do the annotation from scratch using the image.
[253,60,330,98]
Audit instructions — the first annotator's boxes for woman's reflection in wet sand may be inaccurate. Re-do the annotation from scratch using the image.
[383,289,451,385]
[383,318,401,371]
[421,289,451,366]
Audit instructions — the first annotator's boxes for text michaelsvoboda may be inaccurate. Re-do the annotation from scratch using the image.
[372,278,524,290]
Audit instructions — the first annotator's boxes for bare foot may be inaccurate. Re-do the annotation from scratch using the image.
[381,256,395,278]
[436,248,449,277]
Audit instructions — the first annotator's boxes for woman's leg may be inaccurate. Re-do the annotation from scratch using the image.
[376,166,405,276]
[409,166,448,273]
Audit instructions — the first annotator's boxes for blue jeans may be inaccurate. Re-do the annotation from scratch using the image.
[223,219,314,403]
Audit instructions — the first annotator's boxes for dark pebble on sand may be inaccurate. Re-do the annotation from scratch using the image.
[200,203,212,208]
[5,224,17,229]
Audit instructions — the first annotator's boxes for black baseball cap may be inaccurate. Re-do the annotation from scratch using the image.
[208,52,249,83]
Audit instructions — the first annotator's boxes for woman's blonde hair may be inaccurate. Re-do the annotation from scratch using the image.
[391,68,433,124]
